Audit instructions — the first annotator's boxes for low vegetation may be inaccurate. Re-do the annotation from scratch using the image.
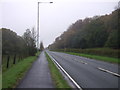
[45,52,71,88]
[65,52,120,64]
[35,51,41,57]
[2,55,24,72]
[51,48,119,58]
[51,48,120,64]
[2,56,37,88]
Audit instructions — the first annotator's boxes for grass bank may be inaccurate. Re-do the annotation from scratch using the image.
[35,51,41,56]
[45,52,71,88]
[2,56,37,88]
[65,52,120,64]
[2,55,23,72]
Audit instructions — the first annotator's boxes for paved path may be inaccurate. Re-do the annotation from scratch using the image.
[17,51,54,88]
[47,50,119,88]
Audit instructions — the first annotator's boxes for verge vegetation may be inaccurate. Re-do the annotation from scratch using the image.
[1,28,37,72]
[65,52,120,64]
[45,52,71,88]
[52,48,119,58]
[51,48,120,64]
[48,9,119,59]
[2,56,37,88]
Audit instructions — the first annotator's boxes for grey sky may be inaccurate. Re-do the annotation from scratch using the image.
[1,0,119,47]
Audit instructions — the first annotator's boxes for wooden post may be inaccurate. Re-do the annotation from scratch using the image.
[19,55,21,62]
[13,54,16,64]
[7,55,10,68]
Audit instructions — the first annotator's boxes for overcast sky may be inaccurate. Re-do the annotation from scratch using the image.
[0,0,119,47]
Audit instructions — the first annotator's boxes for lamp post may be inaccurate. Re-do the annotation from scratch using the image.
[37,1,53,50]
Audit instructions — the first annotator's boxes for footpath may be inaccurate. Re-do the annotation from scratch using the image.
[17,51,54,88]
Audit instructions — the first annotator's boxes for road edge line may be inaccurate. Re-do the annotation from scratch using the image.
[46,52,83,90]
[97,67,120,77]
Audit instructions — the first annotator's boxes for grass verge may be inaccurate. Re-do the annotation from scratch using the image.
[52,48,119,58]
[2,56,37,88]
[2,55,23,72]
[65,52,120,64]
[35,51,41,56]
[45,52,71,88]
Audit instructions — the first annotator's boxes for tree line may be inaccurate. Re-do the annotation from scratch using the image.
[48,9,120,49]
[2,28,37,57]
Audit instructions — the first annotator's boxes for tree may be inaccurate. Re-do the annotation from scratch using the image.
[2,28,29,60]
[105,30,119,48]
[48,9,119,49]
[40,41,44,51]
[23,29,37,56]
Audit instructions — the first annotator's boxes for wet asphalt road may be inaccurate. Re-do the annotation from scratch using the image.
[17,51,54,88]
[47,50,120,88]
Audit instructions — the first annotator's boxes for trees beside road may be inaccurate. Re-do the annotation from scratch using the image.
[23,28,37,56]
[40,41,44,51]
[2,28,37,57]
[1,28,37,70]
[48,9,119,49]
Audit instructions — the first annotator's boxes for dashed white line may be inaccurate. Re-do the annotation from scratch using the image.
[74,59,88,65]
[80,61,87,64]
[97,67,120,77]
[47,52,83,90]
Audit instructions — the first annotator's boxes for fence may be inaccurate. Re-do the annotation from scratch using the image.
[2,54,24,72]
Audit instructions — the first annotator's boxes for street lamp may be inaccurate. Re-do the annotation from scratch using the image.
[37,1,53,50]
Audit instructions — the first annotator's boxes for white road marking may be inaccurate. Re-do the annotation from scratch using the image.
[47,52,83,90]
[80,61,88,64]
[97,67,120,77]
[74,59,87,65]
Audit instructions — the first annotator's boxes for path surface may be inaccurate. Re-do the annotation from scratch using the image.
[17,51,54,88]
[47,50,120,88]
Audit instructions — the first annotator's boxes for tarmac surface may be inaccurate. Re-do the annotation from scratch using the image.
[17,51,54,88]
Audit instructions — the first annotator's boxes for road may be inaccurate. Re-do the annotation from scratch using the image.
[17,51,54,88]
[46,50,120,88]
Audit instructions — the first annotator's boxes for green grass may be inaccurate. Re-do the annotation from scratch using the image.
[35,51,41,56]
[52,48,119,58]
[0,72,2,90]
[45,52,71,88]
[65,52,120,64]
[2,56,37,88]
[2,55,21,72]
[2,52,41,73]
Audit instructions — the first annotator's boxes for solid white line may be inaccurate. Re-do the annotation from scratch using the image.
[97,67,120,77]
[47,52,83,90]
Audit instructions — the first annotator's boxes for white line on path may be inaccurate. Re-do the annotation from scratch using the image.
[97,67,120,77]
[47,52,83,90]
